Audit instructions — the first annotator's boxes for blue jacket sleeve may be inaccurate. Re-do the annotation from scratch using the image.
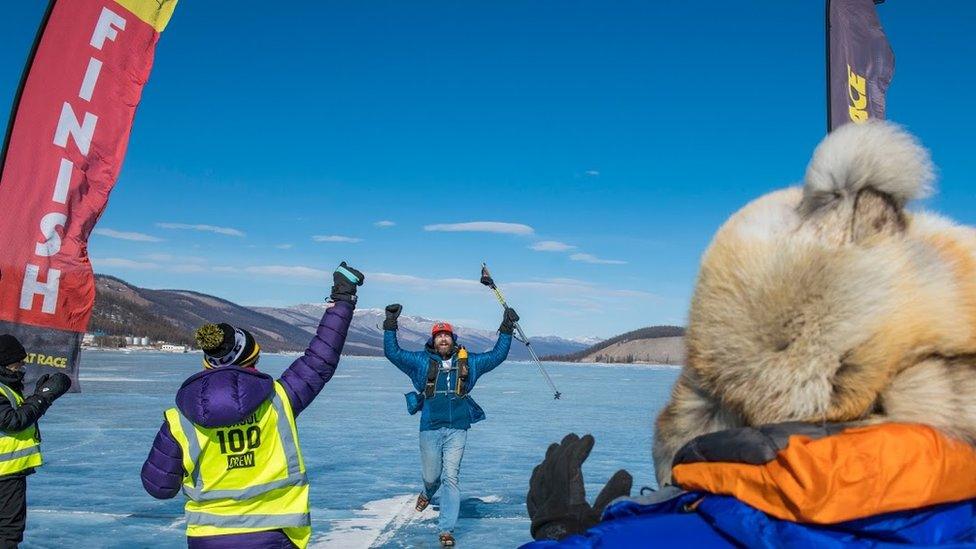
[469,333,512,387]
[384,330,428,388]
[278,300,354,417]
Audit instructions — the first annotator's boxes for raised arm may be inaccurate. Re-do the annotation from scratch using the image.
[470,333,513,380]
[469,308,517,381]
[0,373,70,432]
[383,304,427,382]
[278,263,363,416]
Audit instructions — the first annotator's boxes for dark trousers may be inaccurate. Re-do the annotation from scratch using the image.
[0,476,26,549]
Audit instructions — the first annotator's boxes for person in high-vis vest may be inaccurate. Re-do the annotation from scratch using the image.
[0,334,71,548]
[141,262,364,549]
[383,304,517,547]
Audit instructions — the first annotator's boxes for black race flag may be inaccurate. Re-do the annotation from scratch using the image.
[826,0,894,131]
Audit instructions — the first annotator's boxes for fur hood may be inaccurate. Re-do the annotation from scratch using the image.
[653,121,976,485]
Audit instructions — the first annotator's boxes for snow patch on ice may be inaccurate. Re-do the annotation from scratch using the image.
[313,494,434,548]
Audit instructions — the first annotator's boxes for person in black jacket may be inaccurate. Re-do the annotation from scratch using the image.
[0,335,71,548]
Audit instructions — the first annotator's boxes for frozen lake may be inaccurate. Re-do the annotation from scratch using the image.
[23,351,679,548]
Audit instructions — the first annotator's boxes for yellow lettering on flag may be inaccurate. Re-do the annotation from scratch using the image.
[113,0,178,33]
[23,353,68,369]
[847,64,869,123]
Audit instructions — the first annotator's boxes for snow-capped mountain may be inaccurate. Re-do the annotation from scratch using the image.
[255,305,594,360]
[569,336,605,346]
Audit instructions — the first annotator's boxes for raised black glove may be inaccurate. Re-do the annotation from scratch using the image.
[527,433,632,541]
[499,307,520,335]
[330,262,364,303]
[33,372,71,405]
[384,304,403,331]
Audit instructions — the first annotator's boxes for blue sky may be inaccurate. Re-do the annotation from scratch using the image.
[2,2,975,339]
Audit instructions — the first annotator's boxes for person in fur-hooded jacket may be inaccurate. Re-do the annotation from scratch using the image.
[140,262,363,549]
[652,120,976,485]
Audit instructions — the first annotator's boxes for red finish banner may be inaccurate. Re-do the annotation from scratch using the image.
[0,0,176,387]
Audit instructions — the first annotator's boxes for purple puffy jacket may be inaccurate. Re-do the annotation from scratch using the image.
[140,300,354,549]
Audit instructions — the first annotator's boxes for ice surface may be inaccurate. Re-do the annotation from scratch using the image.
[23,352,679,548]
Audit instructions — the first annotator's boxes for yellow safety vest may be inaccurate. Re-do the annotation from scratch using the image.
[0,383,43,476]
[165,381,310,548]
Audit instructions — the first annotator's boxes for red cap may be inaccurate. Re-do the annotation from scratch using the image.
[431,322,454,337]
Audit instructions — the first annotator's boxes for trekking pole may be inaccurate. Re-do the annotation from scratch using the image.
[480,263,562,400]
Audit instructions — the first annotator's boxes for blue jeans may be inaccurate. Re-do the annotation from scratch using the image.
[419,427,468,533]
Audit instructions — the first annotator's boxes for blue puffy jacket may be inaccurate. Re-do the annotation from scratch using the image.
[521,489,976,548]
[384,330,511,431]
[524,422,976,548]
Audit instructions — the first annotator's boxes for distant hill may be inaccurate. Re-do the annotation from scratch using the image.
[255,305,592,361]
[92,275,314,352]
[544,325,686,365]
[90,274,592,359]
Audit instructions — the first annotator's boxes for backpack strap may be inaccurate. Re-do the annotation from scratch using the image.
[455,347,469,396]
[424,358,439,398]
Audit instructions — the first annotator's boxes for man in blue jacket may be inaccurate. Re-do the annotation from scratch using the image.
[384,303,517,547]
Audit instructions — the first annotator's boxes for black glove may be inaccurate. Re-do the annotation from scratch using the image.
[527,433,633,541]
[34,374,50,391]
[33,372,71,405]
[330,262,364,303]
[499,307,520,335]
[384,304,402,331]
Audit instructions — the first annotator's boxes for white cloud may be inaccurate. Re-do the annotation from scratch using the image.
[156,222,245,237]
[374,220,396,228]
[275,244,294,249]
[93,254,209,274]
[168,264,208,273]
[356,271,660,330]
[507,278,622,297]
[89,257,660,324]
[506,278,657,310]
[368,272,481,292]
[508,279,592,292]
[570,253,628,265]
[244,265,330,279]
[585,170,600,177]
[423,222,534,235]
[241,266,475,289]
[92,228,163,242]
[366,271,654,300]
[543,277,593,285]
[551,297,606,308]
[143,253,205,264]
[312,235,363,243]
[91,257,159,270]
[610,289,654,298]
[529,240,576,252]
